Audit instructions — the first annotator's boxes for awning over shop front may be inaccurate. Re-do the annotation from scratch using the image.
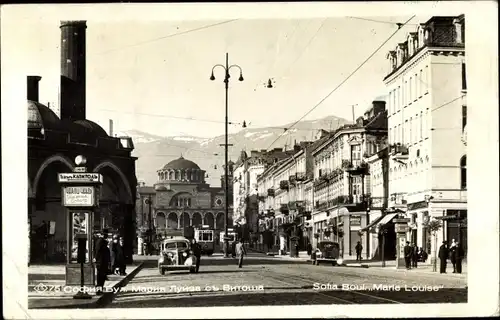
[378,212,399,225]
[360,212,399,232]
[360,215,384,232]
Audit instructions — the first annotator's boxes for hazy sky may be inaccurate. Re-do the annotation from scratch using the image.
[4,3,456,138]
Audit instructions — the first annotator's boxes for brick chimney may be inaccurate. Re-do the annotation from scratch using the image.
[27,76,42,102]
[60,20,87,121]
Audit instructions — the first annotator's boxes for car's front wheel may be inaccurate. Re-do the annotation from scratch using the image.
[159,268,165,275]
[189,268,195,273]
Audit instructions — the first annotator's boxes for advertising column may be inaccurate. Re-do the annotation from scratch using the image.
[58,156,103,289]
[394,217,410,269]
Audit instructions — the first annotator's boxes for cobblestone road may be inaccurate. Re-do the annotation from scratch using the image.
[106,254,467,308]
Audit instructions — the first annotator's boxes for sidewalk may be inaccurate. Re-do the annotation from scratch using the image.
[247,247,311,260]
[28,262,144,309]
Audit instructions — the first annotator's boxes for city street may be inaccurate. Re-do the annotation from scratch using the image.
[106,253,467,308]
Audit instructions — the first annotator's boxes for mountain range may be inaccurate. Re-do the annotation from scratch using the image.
[120,115,350,187]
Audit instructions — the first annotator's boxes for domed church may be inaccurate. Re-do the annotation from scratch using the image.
[136,156,234,241]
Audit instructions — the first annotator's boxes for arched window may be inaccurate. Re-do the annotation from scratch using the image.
[460,156,467,189]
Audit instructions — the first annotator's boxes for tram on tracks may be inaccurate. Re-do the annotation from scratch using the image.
[194,225,215,255]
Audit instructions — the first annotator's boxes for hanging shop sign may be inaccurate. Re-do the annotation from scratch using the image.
[349,215,361,226]
[58,173,103,184]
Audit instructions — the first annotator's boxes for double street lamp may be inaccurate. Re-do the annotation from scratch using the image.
[210,53,244,258]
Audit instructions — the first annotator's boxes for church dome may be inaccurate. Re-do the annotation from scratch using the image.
[72,119,109,138]
[163,156,200,170]
[27,100,62,130]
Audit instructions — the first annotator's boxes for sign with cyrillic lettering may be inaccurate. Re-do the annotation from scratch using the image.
[63,186,96,207]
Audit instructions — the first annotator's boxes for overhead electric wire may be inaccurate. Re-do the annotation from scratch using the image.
[265,15,416,151]
[253,20,303,91]
[99,108,246,126]
[347,16,419,26]
[95,19,239,56]
[280,18,327,80]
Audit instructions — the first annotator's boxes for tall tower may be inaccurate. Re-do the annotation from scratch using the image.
[60,20,87,121]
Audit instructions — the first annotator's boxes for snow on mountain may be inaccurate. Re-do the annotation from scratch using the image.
[171,136,210,143]
[115,130,163,143]
[130,115,351,186]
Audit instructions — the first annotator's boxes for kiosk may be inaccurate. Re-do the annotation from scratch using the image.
[58,155,103,295]
[394,216,410,269]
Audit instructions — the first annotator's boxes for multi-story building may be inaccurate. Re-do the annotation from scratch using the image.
[383,14,467,255]
[311,100,387,258]
[232,148,290,241]
[255,143,316,254]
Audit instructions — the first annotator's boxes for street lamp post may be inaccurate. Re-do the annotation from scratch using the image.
[210,53,244,258]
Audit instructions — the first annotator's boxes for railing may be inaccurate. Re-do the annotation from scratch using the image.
[267,188,275,197]
[389,192,407,206]
[295,172,306,181]
[279,180,289,190]
[344,161,369,175]
[389,143,409,156]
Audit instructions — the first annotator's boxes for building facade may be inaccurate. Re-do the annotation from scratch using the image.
[136,157,234,244]
[311,100,387,258]
[28,21,137,264]
[383,14,467,256]
[255,143,317,254]
[233,148,291,241]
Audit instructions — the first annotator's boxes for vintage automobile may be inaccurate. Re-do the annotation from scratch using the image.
[158,237,197,275]
[311,241,342,266]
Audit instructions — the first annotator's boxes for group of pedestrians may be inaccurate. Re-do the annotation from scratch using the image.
[439,239,465,274]
[94,229,127,295]
[403,242,429,269]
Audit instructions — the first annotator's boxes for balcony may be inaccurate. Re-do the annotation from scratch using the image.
[279,180,289,190]
[315,201,328,211]
[295,172,306,181]
[389,143,409,160]
[344,161,369,176]
[300,210,312,220]
[288,175,297,185]
[389,192,407,208]
[267,188,275,197]
[313,178,328,190]
[257,194,266,202]
[280,204,290,215]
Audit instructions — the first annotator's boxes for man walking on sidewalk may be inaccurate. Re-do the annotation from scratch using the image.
[355,241,363,261]
[236,239,246,268]
[94,229,110,295]
[403,241,412,269]
[411,243,418,268]
[438,241,449,274]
